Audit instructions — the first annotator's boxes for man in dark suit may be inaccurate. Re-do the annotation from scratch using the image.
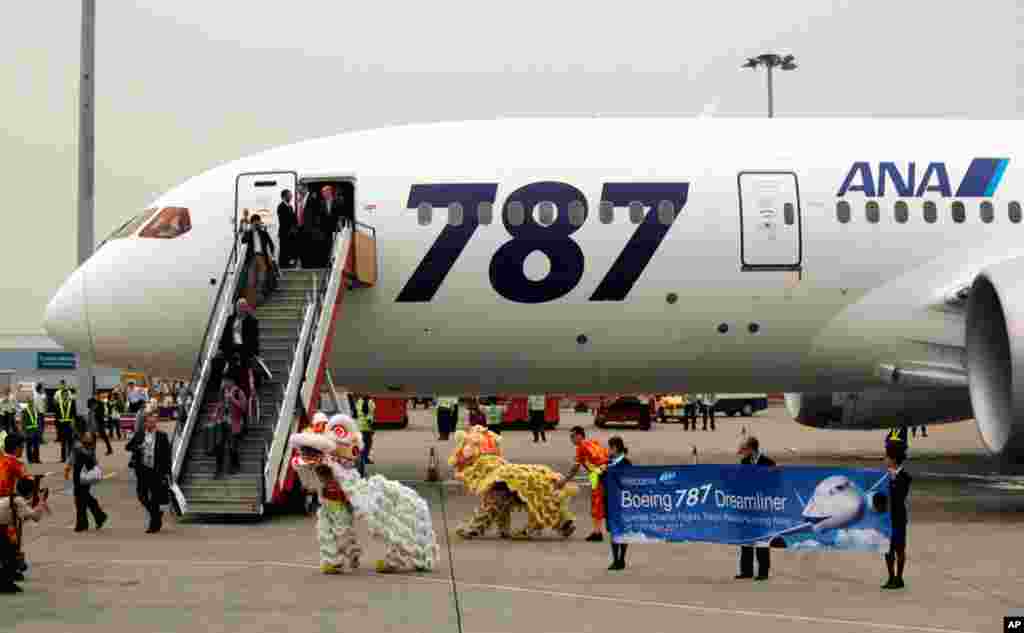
[126,415,171,533]
[299,188,327,268]
[277,189,298,269]
[220,298,260,395]
[736,436,776,580]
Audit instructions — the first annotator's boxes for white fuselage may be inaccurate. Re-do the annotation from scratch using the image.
[45,118,1018,396]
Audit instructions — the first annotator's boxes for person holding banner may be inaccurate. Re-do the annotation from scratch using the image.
[601,436,632,570]
[883,446,912,590]
[558,426,609,542]
[736,436,775,580]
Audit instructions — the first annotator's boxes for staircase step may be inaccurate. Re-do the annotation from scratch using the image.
[183,501,262,516]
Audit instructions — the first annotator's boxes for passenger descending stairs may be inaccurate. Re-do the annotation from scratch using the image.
[176,270,327,516]
[171,221,377,519]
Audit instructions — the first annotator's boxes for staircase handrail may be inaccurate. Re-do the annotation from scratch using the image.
[264,298,316,501]
[171,238,249,486]
[266,227,350,500]
[300,227,351,413]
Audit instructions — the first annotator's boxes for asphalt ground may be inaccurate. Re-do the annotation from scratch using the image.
[6,404,1022,633]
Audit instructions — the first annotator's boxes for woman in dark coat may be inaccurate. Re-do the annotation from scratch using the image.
[601,436,632,570]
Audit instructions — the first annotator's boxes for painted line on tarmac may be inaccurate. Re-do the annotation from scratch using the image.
[36,558,979,633]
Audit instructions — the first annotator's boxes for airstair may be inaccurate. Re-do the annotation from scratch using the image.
[170,222,376,517]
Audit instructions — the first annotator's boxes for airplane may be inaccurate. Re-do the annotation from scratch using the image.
[42,117,1024,464]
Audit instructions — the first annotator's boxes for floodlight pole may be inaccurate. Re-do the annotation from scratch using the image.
[77,0,96,407]
[743,53,796,118]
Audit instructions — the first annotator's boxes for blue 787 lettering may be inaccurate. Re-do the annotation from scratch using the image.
[395,181,689,304]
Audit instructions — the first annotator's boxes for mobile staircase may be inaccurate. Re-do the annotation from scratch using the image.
[170,222,377,517]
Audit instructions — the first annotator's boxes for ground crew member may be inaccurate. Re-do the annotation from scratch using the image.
[19,395,42,465]
[0,392,16,435]
[736,436,775,580]
[683,393,697,431]
[557,426,609,542]
[883,445,912,589]
[528,394,547,443]
[55,382,77,463]
[699,392,718,431]
[483,397,504,435]
[436,396,458,440]
[356,394,376,476]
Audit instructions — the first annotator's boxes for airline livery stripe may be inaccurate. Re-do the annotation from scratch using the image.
[955,157,1009,197]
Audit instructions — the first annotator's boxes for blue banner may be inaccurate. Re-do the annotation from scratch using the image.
[605,465,893,552]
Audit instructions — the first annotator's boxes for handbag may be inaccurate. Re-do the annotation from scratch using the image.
[80,465,103,486]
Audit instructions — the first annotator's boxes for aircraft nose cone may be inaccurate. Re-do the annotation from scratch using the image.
[44,266,92,355]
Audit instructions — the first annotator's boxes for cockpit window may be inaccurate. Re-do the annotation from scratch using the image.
[139,207,192,239]
[103,207,160,242]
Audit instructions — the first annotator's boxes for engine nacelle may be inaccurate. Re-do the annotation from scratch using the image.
[966,257,1024,460]
[785,388,972,430]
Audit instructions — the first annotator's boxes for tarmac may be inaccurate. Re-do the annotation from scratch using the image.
[6,404,1023,633]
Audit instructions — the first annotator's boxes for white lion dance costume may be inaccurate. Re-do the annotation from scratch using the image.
[289,413,439,574]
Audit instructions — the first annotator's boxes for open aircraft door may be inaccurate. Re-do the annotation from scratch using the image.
[737,171,802,273]
[235,171,298,234]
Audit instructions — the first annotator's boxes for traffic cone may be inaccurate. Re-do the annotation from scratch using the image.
[426,447,440,482]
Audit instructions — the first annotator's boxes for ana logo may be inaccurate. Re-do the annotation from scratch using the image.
[658,471,678,483]
[837,157,1009,198]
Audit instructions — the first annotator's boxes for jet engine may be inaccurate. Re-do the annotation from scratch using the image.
[785,388,972,430]
[965,257,1024,460]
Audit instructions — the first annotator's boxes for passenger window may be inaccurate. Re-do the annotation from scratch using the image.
[1010,201,1022,223]
[836,200,851,224]
[568,200,586,227]
[865,200,879,224]
[923,201,937,223]
[139,207,192,239]
[980,201,994,224]
[477,201,493,225]
[628,201,645,224]
[507,201,525,227]
[447,202,464,227]
[783,202,795,226]
[417,202,432,226]
[894,200,909,224]
[657,200,675,225]
[599,200,614,224]
[536,201,556,226]
[951,201,966,223]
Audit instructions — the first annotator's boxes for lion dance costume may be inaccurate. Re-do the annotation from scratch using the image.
[448,425,578,539]
[289,413,439,574]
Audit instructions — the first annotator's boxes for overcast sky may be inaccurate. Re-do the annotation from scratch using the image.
[2,0,1022,335]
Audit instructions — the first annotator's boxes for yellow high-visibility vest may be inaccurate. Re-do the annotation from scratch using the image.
[57,389,74,422]
[22,405,39,431]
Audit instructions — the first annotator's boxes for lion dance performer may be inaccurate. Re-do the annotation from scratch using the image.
[289,412,439,574]
[448,425,577,539]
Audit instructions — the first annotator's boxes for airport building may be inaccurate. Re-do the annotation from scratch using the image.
[0,333,120,395]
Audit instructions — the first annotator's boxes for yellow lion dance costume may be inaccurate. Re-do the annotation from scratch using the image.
[448,425,577,539]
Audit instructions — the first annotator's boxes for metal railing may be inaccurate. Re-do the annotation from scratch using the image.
[171,238,250,496]
[300,228,351,410]
[264,299,315,502]
[268,227,352,499]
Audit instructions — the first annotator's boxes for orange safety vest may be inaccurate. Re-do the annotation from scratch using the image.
[478,433,499,456]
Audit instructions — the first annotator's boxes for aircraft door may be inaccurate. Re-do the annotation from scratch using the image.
[737,171,802,272]
[235,171,298,235]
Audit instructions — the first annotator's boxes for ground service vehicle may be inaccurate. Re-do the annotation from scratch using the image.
[372,397,410,429]
[714,394,769,417]
[595,396,654,430]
